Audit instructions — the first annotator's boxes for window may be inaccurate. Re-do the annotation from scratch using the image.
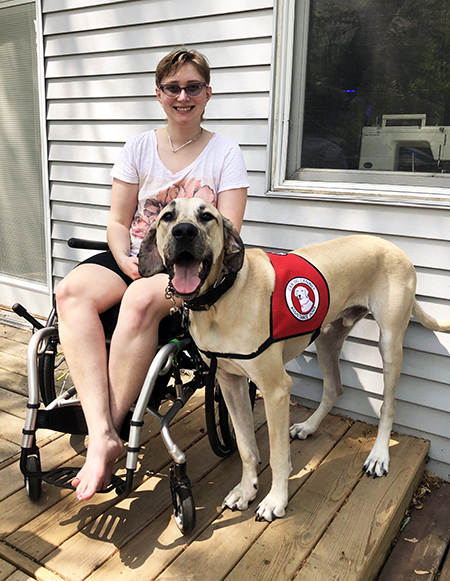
[0,0,47,284]
[273,0,450,198]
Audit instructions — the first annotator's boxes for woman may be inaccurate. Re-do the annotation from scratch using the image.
[55,48,249,502]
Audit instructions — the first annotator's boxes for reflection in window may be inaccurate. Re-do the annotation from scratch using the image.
[288,0,450,177]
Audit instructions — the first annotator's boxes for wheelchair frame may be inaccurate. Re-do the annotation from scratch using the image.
[13,239,248,536]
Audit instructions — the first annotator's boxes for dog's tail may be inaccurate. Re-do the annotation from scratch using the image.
[412,299,450,332]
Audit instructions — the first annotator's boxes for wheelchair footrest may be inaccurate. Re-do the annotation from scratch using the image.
[41,467,125,493]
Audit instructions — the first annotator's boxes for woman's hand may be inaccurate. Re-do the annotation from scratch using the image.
[116,255,141,280]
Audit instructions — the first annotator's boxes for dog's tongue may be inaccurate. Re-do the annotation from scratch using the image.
[172,261,201,295]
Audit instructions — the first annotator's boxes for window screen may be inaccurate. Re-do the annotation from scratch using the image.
[0,1,46,284]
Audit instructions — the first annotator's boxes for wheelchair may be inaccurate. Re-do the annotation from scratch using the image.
[14,238,256,536]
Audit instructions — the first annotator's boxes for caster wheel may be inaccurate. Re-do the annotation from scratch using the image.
[25,455,42,501]
[172,484,196,535]
[170,466,196,535]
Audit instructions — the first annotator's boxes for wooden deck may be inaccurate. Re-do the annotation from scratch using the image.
[0,320,448,581]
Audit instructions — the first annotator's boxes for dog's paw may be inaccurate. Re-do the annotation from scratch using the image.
[223,481,258,512]
[289,421,315,440]
[255,493,287,522]
[363,450,389,478]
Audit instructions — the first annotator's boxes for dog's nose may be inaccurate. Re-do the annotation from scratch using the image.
[172,222,199,243]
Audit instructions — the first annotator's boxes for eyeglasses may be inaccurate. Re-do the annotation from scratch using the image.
[159,82,208,98]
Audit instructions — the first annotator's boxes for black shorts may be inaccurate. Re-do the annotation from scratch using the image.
[80,251,133,286]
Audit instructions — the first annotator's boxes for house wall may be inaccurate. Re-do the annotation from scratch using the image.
[42,0,450,481]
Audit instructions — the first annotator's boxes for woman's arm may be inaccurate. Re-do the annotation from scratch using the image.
[217,187,248,233]
[107,178,141,280]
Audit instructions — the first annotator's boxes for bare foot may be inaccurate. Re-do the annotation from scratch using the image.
[72,431,124,501]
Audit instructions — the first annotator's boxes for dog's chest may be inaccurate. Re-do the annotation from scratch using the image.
[267,252,329,342]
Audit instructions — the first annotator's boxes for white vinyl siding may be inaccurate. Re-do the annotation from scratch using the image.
[43,0,273,281]
[245,195,450,480]
[41,0,450,482]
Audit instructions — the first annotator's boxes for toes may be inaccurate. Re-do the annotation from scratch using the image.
[289,423,314,440]
[255,495,287,522]
[363,457,389,478]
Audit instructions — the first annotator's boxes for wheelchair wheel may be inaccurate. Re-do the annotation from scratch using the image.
[206,380,257,458]
[172,484,196,535]
[170,466,196,535]
[39,337,75,406]
[25,455,42,501]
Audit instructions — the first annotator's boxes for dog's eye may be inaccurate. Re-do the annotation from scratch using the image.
[161,211,175,222]
[200,212,215,223]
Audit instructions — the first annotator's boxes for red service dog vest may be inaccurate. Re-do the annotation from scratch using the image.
[268,252,329,342]
[198,252,330,360]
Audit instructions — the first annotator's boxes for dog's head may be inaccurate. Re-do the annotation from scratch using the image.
[138,198,245,299]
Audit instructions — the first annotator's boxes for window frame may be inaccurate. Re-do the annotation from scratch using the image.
[269,0,450,208]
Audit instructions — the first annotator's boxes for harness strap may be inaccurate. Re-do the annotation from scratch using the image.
[198,328,320,361]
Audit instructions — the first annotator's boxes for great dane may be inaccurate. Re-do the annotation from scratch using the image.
[138,197,450,522]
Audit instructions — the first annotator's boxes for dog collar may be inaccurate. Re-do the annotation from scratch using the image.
[182,271,238,311]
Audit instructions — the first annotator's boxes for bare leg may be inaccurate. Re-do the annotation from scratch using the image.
[107,274,176,431]
[70,274,175,500]
[55,265,128,500]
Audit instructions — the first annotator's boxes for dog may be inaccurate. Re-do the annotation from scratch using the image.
[138,197,450,522]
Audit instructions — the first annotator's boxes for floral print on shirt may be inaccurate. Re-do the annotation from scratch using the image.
[130,178,216,243]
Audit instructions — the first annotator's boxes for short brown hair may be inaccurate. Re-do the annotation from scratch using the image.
[155,48,210,87]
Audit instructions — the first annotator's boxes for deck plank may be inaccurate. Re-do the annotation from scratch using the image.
[0,326,32,345]
[294,433,429,581]
[0,337,28,360]
[224,421,376,581]
[0,352,28,380]
[6,392,207,555]
[0,369,28,398]
[0,557,16,581]
[0,434,78,504]
[0,542,61,581]
[153,413,351,581]
[0,390,27,421]
[440,553,450,581]
[39,400,269,581]
[0,321,440,581]
[378,481,450,581]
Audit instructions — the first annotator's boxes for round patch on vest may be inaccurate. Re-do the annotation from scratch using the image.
[285,277,320,321]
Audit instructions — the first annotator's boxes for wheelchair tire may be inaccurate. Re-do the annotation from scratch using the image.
[39,339,75,407]
[25,455,42,501]
[39,346,57,406]
[206,380,257,458]
[171,482,196,535]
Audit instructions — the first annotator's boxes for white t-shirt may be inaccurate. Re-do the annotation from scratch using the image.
[110,130,249,256]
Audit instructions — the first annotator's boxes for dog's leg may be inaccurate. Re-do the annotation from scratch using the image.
[363,327,404,477]
[364,288,413,477]
[290,309,367,440]
[255,367,293,522]
[217,370,261,512]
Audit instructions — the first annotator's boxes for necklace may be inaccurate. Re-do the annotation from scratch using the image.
[167,128,203,153]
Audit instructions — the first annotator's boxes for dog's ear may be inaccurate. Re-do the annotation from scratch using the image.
[138,221,165,277]
[222,217,245,273]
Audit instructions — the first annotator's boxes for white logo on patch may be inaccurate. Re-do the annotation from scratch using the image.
[285,277,319,321]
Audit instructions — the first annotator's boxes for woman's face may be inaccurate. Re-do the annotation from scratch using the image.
[156,62,212,128]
